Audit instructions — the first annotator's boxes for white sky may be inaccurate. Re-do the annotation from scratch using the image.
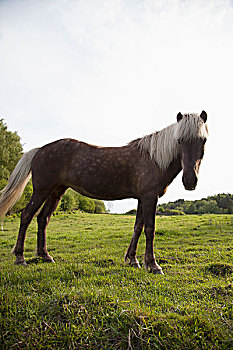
[0,0,232,213]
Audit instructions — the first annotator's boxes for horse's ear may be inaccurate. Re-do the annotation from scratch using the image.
[200,110,207,122]
[177,112,183,122]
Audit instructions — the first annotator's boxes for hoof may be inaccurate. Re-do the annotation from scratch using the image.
[37,251,55,263]
[125,255,141,269]
[42,255,55,263]
[14,258,27,266]
[144,261,164,275]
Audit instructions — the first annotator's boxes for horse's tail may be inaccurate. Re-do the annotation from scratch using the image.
[0,148,40,218]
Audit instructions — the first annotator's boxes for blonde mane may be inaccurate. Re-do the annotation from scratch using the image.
[131,113,208,171]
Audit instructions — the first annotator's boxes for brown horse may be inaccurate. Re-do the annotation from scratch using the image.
[0,111,208,273]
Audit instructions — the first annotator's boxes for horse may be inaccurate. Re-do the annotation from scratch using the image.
[0,111,208,274]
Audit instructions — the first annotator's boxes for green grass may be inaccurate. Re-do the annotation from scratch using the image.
[0,213,232,349]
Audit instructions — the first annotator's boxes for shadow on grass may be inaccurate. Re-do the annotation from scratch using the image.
[204,263,233,276]
[93,259,115,267]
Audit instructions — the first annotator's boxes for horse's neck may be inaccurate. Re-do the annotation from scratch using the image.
[163,156,182,185]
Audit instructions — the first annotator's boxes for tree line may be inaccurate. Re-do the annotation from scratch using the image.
[156,194,233,215]
[0,119,106,215]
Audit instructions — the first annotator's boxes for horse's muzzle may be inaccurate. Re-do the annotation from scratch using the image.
[182,173,198,191]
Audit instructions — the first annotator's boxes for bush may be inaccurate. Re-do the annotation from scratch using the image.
[94,200,107,214]
[79,196,95,213]
[124,209,137,215]
[159,209,185,216]
[60,191,76,211]
[56,190,106,214]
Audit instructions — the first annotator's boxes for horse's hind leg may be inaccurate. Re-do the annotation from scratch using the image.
[36,186,67,262]
[13,190,50,265]
[125,200,144,268]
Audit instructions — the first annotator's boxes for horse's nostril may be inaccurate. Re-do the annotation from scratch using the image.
[185,185,196,191]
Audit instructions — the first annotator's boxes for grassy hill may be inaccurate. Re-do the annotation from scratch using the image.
[0,213,232,349]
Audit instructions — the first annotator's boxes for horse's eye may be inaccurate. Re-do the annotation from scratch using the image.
[177,139,181,144]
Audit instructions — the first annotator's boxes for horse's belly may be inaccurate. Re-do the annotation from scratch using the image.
[68,167,136,200]
[69,183,134,201]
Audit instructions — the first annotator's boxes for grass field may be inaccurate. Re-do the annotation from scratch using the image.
[0,213,232,349]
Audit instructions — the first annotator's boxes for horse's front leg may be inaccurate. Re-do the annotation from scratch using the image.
[125,200,144,268]
[141,195,163,274]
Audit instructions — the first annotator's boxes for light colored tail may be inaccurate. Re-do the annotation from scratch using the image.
[0,148,40,218]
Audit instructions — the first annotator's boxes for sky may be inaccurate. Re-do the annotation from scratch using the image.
[0,0,232,213]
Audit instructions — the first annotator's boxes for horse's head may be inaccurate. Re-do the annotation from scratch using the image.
[176,111,208,191]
